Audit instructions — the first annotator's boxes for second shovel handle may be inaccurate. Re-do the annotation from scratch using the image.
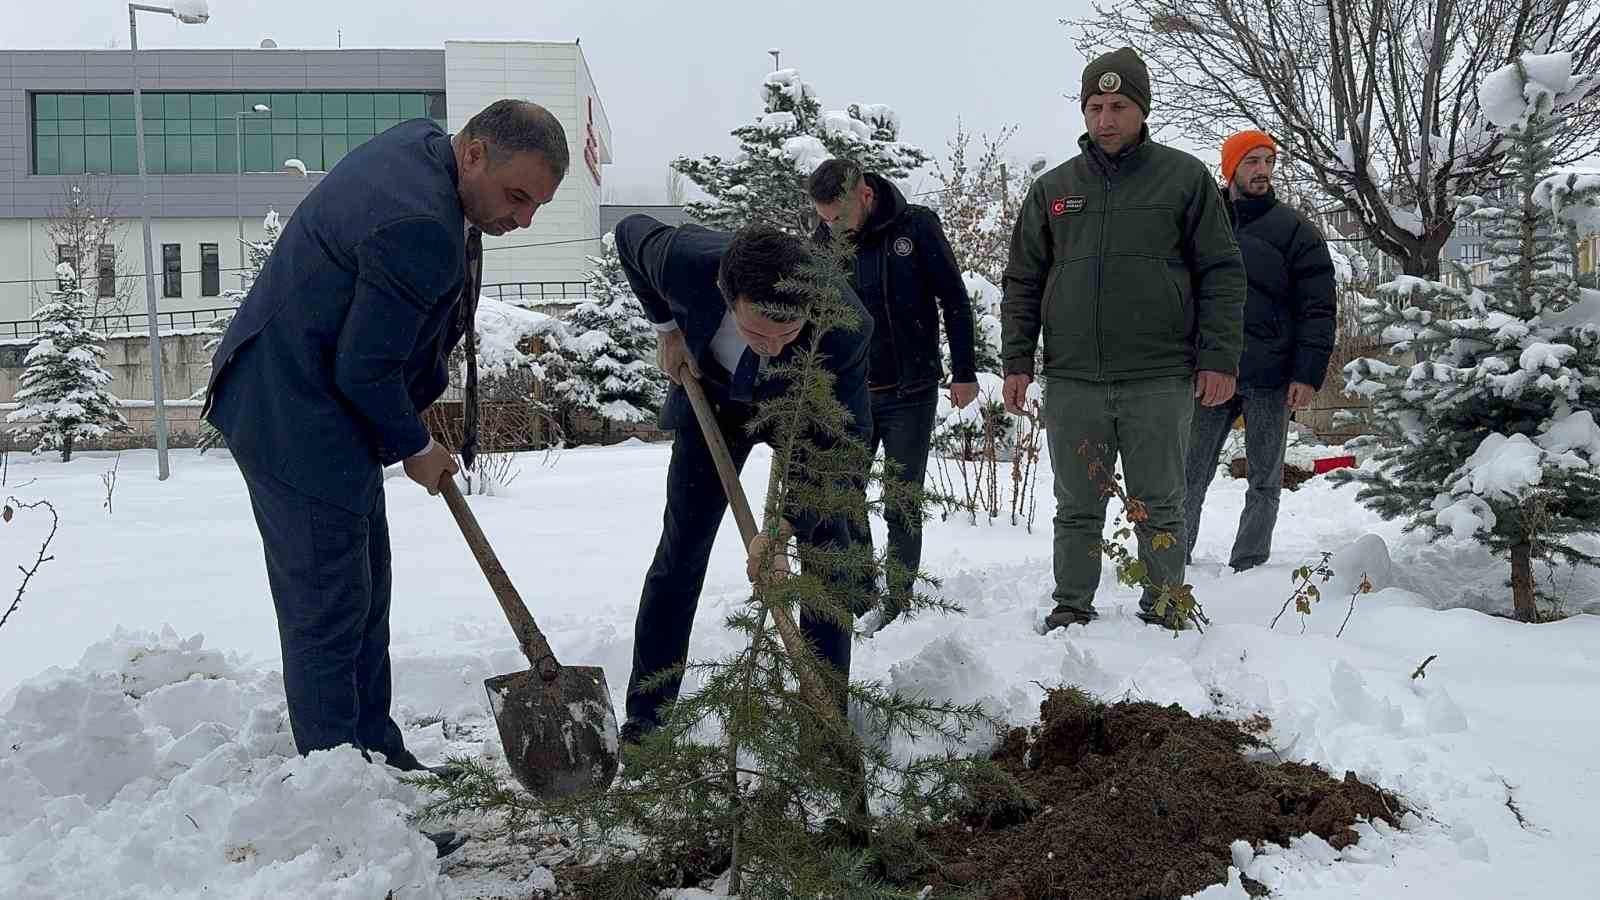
[440,476,559,678]
[681,374,762,545]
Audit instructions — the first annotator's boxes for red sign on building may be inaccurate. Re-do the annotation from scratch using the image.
[583,96,602,187]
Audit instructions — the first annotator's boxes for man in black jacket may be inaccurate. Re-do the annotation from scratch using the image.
[1183,131,1336,572]
[808,159,978,629]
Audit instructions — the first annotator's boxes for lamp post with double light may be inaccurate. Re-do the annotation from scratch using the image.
[129,0,209,481]
[233,103,271,270]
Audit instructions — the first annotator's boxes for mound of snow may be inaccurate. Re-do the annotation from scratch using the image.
[475,297,562,378]
[781,135,831,174]
[1328,533,1395,597]
[0,630,448,900]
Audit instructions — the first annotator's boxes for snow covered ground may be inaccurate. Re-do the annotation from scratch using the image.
[2,443,1598,899]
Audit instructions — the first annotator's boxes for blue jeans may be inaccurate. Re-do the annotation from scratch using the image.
[1183,384,1290,570]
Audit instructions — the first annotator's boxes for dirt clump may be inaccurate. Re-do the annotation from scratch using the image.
[915,688,1403,899]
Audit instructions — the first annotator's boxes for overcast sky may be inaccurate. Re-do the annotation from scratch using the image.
[10,0,1129,202]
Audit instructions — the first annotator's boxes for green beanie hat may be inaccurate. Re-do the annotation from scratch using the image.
[1081,47,1151,115]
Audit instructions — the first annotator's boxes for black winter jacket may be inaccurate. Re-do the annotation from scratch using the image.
[1230,190,1337,389]
[813,173,977,393]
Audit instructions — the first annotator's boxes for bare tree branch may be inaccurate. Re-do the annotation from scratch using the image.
[1067,0,1600,277]
[1,498,59,633]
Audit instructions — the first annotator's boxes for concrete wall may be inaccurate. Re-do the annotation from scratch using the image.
[1,328,213,448]
[0,328,213,406]
[444,41,612,286]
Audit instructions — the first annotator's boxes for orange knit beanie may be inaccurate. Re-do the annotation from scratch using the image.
[1221,130,1276,184]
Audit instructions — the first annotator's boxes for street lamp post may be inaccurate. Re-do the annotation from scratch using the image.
[234,103,271,273]
[129,0,209,481]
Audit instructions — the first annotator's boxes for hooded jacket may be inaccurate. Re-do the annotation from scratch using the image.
[813,173,977,393]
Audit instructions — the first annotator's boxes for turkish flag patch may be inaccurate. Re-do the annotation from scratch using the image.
[1052,196,1086,216]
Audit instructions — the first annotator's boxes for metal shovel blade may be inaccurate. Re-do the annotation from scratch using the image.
[484,664,619,799]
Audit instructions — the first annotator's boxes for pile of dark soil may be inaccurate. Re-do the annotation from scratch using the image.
[914,689,1403,899]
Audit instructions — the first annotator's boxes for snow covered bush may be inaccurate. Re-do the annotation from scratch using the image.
[432,297,571,495]
[1334,53,1600,622]
[535,234,666,439]
[929,373,1043,529]
[5,263,128,461]
[954,272,1004,376]
[672,68,927,234]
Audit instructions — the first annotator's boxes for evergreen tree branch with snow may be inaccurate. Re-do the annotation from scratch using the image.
[536,233,667,438]
[416,234,1020,898]
[5,263,129,462]
[197,210,282,452]
[1333,53,1600,622]
[673,68,929,234]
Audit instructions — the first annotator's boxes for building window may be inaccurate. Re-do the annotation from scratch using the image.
[31,91,446,176]
[200,243,220,297]
[55,243,78,283]
[97,245,116,299]
[162,244,182,298]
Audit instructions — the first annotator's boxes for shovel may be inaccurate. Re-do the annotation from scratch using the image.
[678,375,863,741]
[439,476,619,799]
[678,372,871,829]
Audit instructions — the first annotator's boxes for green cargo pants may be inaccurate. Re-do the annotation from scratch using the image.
[1042,374,1194,619]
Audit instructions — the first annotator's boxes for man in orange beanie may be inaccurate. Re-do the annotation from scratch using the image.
[1183,130,1336,573]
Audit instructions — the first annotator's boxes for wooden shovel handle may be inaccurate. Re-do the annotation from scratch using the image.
[679,374,837,716]
[440,476,559,679]
[681,374,761,545]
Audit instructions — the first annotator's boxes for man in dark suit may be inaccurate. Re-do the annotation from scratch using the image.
[612,214,873,745]
[204,101,568,803]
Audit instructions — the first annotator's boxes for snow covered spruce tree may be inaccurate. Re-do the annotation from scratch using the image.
[416,234,1023,898]
[673,67,928,234]
[1334,54,1600,622]
[198,209,281,452]
[539,233,667,439]
[6,263,128,461]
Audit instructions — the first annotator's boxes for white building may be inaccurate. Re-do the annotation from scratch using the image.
[0,41,613,333]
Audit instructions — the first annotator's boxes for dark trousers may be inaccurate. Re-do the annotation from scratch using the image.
[626,400,856,729]
[865,385,940,600]
[235,454,417,769]
[1183,383,1290,570]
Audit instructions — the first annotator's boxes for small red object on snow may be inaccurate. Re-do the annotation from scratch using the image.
[1313,455,1356,474]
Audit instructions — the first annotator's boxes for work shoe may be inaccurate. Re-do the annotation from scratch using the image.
[1138,609,1193,631]
[425,764,465,782]
[424,829,469,858]
[618,718,655,750]
[1040,609,1096,634]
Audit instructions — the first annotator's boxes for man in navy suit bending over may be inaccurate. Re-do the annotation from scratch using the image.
[613,214,874,746]
[205,101,567,806]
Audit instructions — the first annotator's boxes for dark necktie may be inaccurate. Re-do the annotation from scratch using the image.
[729,347,761,402]
[459,226,484,469]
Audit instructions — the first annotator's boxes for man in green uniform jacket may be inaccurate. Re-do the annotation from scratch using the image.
[1001,47,1247,632]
